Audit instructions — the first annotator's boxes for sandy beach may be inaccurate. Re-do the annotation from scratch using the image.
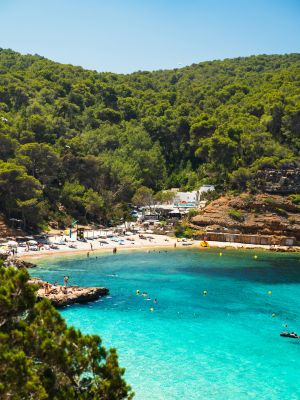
[16,233,300,262]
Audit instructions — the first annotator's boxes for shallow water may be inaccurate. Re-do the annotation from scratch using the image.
[33,249,300,399]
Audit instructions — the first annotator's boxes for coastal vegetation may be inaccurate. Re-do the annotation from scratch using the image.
[0,49,299,230]
[0,263,133,399]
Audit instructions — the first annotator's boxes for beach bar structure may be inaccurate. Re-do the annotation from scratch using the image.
[173,185,215,208]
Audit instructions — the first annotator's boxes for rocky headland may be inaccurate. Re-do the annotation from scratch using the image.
[191,193,300,246]
[29,277,109,308]
[1,255,109,307]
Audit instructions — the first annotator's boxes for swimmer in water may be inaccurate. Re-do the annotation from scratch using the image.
[154,299,158,304]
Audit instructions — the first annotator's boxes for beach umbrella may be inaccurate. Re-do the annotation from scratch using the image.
[27,240,38,245]
[7,240,18,247]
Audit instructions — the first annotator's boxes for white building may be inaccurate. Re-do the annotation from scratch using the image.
[173,185,215,207]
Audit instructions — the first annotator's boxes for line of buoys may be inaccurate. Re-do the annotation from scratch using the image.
[254,255,258,259]
[219,252,223,256]
[268,291,272,295]
[150,307,154,312]
[203,290,208,296]
[272,313,276,318]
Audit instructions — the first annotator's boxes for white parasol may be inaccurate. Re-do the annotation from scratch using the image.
[7,240,18,247]
[27,240,38,245]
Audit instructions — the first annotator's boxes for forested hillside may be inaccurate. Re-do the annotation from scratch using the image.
[0,49,299,229]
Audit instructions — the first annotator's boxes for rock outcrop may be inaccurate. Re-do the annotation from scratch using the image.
[191,193,300,244]
[253,168,300,194]
[0,254,36,268]
[29,278,109,307]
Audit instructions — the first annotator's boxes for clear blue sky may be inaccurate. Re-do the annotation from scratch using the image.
[1,0,299,73]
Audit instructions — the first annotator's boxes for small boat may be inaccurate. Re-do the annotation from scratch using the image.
[200,241,209,248]
[280,332,299,339]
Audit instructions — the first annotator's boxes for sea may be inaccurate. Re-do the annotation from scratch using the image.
[31,248,300,399]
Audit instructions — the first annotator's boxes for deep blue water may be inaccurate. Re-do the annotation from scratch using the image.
[32,249,300,399]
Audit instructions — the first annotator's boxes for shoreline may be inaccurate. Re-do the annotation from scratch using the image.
[17,237,300,262]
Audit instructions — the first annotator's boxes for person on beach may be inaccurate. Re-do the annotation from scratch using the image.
[174,243,177,248]
[90,243,93,251]
[64,276,69,287]
[87,252,90,258]
[113,247,117,254]
[44,282,51,295]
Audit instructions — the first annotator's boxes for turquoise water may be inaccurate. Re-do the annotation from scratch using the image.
[32,249,300,399]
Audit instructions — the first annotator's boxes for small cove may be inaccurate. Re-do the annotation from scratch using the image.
[32,249,300,399]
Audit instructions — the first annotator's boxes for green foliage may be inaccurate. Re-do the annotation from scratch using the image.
[132,186,154,208]
[199,189,219,203]
[289,194,300,205]
[0,160,42,228]
[0,49,299,228]
[228,209,244,221]
[274,208,288,217]
[264,196,276,204]
[154,190,175,204]
[0,264,133,399]
[175,223,197,238]
[229,168,252,191]
[187,209,199,220]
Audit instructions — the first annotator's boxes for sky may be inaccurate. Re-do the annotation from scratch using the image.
[0,0,299,73]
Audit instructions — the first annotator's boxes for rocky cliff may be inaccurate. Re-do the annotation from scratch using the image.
[253,168,300,194]
[191,193,300,243]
